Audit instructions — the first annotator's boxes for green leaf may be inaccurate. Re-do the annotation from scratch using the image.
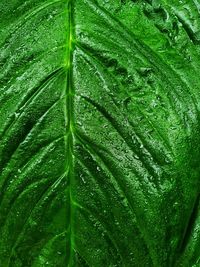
[1,0,200,266]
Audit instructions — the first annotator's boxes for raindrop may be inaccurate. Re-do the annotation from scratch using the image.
[14,112,20,118]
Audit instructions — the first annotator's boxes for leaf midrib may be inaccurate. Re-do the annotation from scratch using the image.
[64,0,75,266]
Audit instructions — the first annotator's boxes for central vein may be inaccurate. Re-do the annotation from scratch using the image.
[64,0,75,266]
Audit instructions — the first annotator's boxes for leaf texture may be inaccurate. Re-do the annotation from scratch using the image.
[1,0,200,266]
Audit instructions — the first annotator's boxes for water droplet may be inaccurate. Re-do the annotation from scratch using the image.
[14,112,20,118]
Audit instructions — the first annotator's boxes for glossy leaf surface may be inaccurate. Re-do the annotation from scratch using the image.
[1,0,200,266]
